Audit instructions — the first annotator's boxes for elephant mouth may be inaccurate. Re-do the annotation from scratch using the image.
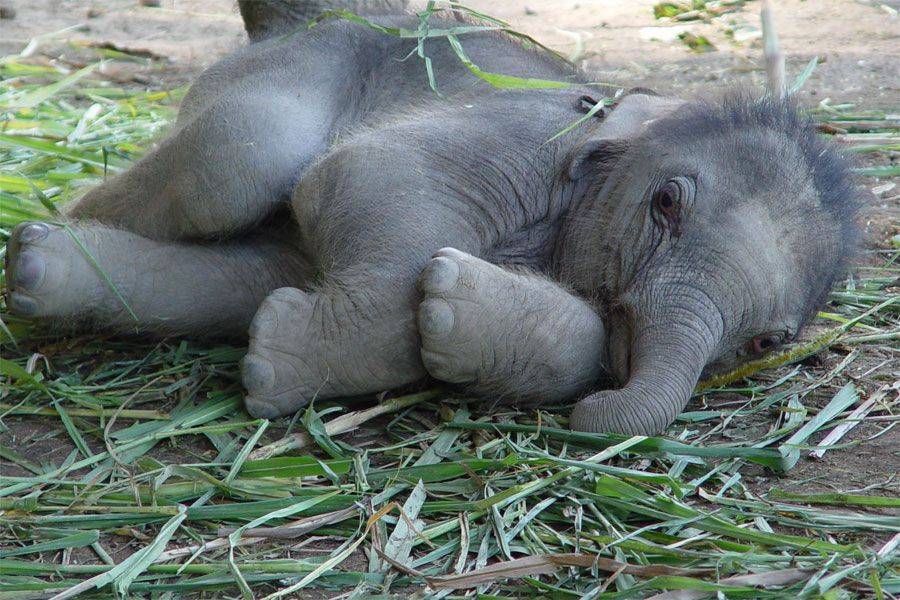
[606,306,634,386]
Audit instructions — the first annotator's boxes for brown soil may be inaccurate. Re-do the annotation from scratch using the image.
[3,1,899,101]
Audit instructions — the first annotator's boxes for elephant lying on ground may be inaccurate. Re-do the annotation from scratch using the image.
[3,0,858,435]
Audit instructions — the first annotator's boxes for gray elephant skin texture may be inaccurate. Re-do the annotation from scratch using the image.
[3,0,858,436]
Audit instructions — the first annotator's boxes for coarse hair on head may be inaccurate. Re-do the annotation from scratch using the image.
[648,93,862,325]
[660,92,860,252]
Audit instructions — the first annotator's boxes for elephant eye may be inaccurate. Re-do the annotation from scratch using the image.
[749,333,784,355]
[651,179,687,236]
[652,182,678,213]
[655,186,675,209]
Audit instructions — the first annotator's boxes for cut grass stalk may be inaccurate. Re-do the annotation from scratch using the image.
[448,421,790,471]
[0,403,170,420]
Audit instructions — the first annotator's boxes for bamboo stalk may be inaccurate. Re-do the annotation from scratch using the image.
[0,403,170,420]
[761,0,784,98]
[695,327,841,392]
[696,297,897,391]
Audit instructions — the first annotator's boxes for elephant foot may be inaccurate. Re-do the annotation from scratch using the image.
[416,247,523,388]
[417,247,608,402]
[4,222,107,318]
[241,287,321,418]
[418,248,496,383]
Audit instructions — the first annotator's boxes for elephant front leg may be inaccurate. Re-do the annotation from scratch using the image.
[416,248,608,403]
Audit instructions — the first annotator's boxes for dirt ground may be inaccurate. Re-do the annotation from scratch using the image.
[2,0,898,103]
[1,0,898,533]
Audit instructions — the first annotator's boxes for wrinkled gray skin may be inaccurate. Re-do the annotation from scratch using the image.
[4,0,856,435]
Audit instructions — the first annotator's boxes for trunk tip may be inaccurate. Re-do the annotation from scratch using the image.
[569,390,675,436]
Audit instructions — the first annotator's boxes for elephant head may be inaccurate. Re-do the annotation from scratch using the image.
[560,94,858,436]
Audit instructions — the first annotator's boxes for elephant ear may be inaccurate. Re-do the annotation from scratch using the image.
[567,93,687,181]
[567,138,630,181]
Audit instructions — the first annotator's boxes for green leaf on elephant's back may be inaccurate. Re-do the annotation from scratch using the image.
[446,35,571,90]
[309,8,570,92]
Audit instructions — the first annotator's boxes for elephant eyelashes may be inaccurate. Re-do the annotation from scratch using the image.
[651,178,688,236]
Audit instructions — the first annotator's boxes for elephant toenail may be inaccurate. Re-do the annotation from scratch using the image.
[10,251,46,291]
[418,298,454,337]
[244,395,282,419]
[18,223,50,244]
[8,294,38,316]
[241,354,277,392]
[434,247,465,260]
[249,310,278,338]
[420,257,460,293]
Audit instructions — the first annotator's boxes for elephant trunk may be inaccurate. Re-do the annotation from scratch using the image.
[570,287,724,436]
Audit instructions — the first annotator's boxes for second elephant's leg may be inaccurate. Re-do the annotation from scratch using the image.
[416,248,608,402]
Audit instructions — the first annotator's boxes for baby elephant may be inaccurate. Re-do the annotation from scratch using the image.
[3,0,857,435]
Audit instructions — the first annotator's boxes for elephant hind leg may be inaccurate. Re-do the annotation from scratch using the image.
[240,246,610,420]
[4,221,310,339]
[68,90,331,241]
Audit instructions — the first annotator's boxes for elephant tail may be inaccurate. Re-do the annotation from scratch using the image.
[238,0,409,42]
